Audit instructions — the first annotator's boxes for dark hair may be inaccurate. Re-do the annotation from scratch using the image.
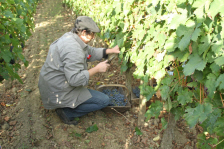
[72,27,92,35]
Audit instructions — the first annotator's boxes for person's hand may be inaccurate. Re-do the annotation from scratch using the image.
[112,45,120,54]
[106,45,120,54]
[95,60,110,72]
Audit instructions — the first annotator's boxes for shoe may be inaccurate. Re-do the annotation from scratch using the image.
[55,108,79,125]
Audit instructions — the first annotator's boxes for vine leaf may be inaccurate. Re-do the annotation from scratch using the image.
[194,5,205,23]
[183,54,206,76]
[164,36,179,52]
[177,89,193,106]
[160,85,170,101]
[197,133,218,149]
[145,100,163,121]
[191,27,201,42]
[205,73,217,98]
[169,11,188,30]
[215,74,224,90]
[85,124,98,133]
[214,117,224,136]
[176,24,194,51]
[211,39,222,54]
[208,0,224,19]
[214,56,224,66]
[210,63,220,75]
[184,103,213,128]
[3,10,14,18]
[201,108,221,134]
[135,127,143,136]
[198,35,211,55]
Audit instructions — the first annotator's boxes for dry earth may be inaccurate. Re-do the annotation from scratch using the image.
[0,0,198,148]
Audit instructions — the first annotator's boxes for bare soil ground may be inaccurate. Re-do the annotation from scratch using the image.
[0,0,198,148]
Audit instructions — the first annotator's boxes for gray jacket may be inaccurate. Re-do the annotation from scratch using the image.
[38,32,105,109]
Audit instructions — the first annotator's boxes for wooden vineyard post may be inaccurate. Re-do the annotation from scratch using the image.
[125,67,133,104]
[138,80,146,126]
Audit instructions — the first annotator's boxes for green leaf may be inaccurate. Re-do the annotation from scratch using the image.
[160,85,170,101]
[217,137,224,149]
[191,27,201,41]
[198,35,211,55]
[193,70,203,81]
[194,6,205,23]
[85,140,90,144]
[135,127,143,135]
[75,133,82,137]
[208,0,224,19]
[183,54,206,76]
[177,89,193,105]
[192,0,206,8]
[184,103,213,128]
[164,96,172,111]
[221,21,224,39]
[12,18,23,27]
[154,69,166,82]
[169,10,188,30]
[214,117,224,136]
[164,36,179,52]
[104,29,110,39]
[139,85,155,101]
[205,73,217,98]
[161,117,167,130]
[117,37,124,47]
[171,107,185,121]
[145,100,163,121]
[4,10,14,18]
[169,49,189,62]
[197,133,218,149]
[215,74,224,90]
[210,62,220,74]
[161,76,173,85]
[176,24,195,51]
[201,108,221,134]
[144,42,155,59]
[214,56,224,66]
[85,124,98,133]
[2,50,12,63]
[158,32,167,48]
[212,40,222,54]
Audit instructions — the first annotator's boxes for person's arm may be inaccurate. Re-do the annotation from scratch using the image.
[88,60,110,77]
[105,45,120,54]
[88,67,99,77]
[87,45,120,62]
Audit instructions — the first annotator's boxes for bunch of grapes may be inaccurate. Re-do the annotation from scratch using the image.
[102,88,128,106]
[132,87,140,98]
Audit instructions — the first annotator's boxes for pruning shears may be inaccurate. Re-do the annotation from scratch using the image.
[107,54,116,64]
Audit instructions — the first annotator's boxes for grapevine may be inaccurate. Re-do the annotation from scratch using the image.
[0,0,39,83]
[64,0,224,148]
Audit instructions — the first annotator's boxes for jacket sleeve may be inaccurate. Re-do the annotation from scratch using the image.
[61,45,89,87]
[86,45,108,62]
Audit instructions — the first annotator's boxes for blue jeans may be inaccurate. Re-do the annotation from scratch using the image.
[62,89,109,120]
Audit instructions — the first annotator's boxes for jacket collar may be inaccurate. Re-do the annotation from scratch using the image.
[70,32,87,50]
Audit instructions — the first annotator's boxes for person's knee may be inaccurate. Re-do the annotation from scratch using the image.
[88,89,110,107]
[104,95,110,106]
[100,94,110,107]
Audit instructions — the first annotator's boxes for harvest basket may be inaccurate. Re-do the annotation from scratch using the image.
[97,84,131,113]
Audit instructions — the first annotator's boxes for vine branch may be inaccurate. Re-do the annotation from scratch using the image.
[219,93,224,107]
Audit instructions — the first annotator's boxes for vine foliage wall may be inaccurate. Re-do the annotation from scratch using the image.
[0,0,39,83]
[64,0,224,148]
